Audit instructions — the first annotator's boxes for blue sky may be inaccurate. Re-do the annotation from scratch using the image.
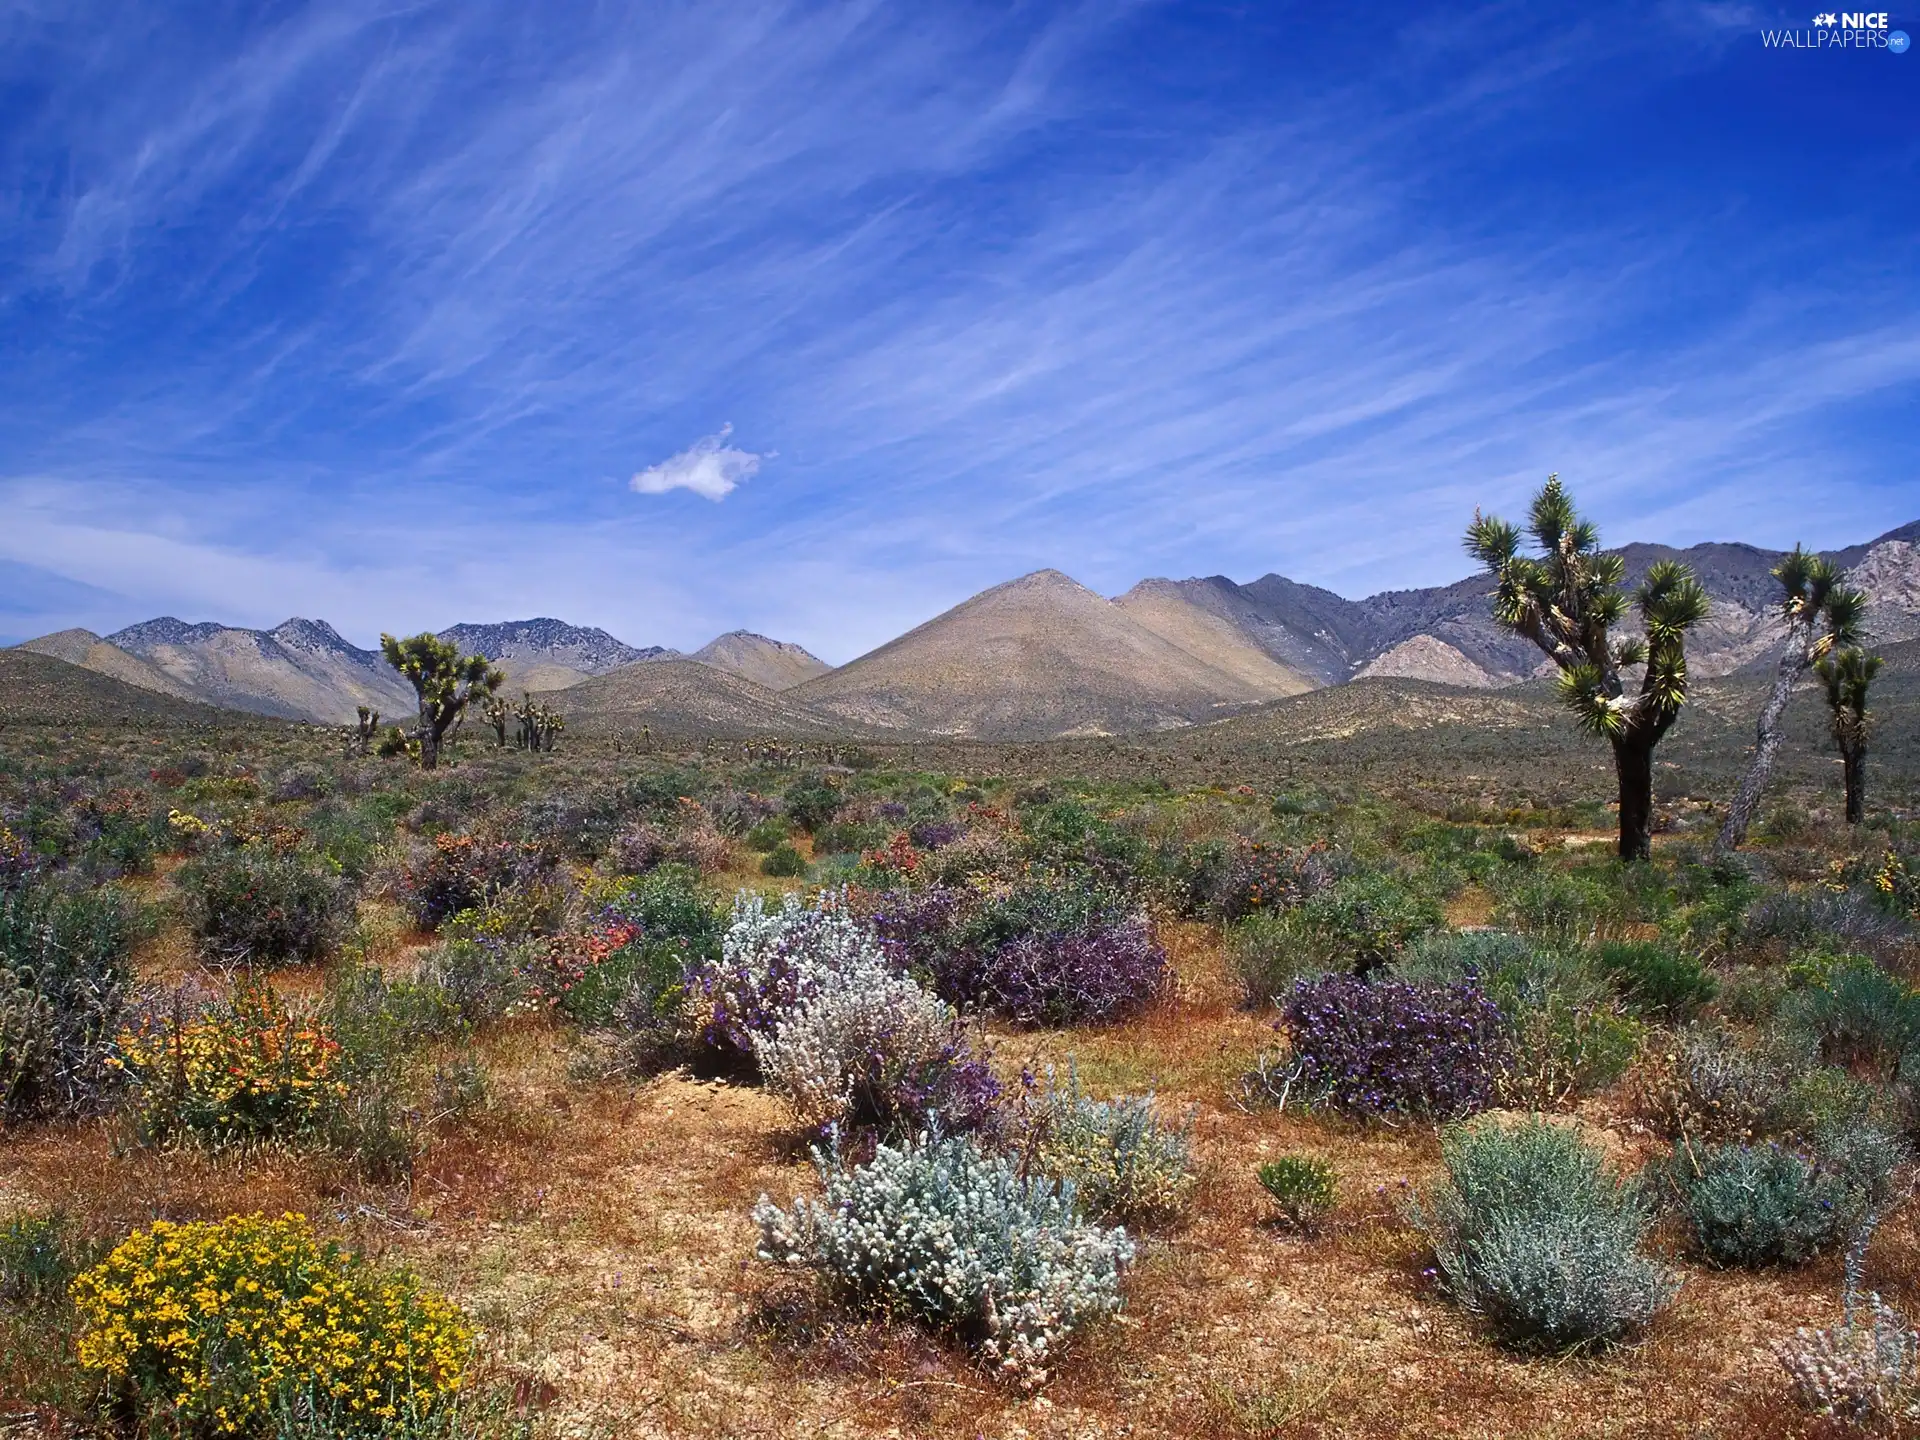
[1,1,1916,660]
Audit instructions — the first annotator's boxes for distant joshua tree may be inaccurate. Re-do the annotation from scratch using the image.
[514,693,564,752]
[378,633,503,770]
[1816,647,1882,824]
[1714,547,1867,852]
[352,705,379,757]
[1466,475,1709,862]
[482,694,512,748]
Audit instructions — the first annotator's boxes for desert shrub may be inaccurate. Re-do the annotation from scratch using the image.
[1491,866,1619,941]
[602,864,724,959]
[412,938,523,1028]
[116,984,348,1147]
[1280,973,1509,1121]
[1257,1155,1338,1232]
[1777,1294,1920,1423]
[1784,955,1920,1079]
[1742,890,1910,968]
[1211,838,1339,922]
[885,881,1170,1027]
[908,818,963,851]
[1227,908,1341,1005]
[1403,932,1643,1107]
[752,934,997,1137]
[1409,1116,1678,1351]
[1285,869,1443,974]
[745,817,791,852]
[73,1212,470,1437]
[0,1212,95,1306]
[698,889,878,1057]
[0,881,137,1120]
[762,842,809,877]
[1670,1142,1849,1267]
[666,817,732,876]
[955,914,1168,1028]
[1023,1068,1196,1224]
[175,846,348,968]
[1631,1027,1792,1142]
[271,763,333,803]
[396,833,557,932]
[711,789,779,838]
[605,821,669,875]
[782,774,842,833]
[1595,939,1717,1020]
[754,1132,1134,1387]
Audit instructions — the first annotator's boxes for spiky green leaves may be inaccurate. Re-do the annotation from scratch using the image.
[1817,648,1882,725]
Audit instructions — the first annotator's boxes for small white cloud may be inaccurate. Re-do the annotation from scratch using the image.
[629,423,762,501]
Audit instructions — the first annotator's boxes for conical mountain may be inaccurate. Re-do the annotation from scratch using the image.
[790,569,1314,739]
[690,631,831,690]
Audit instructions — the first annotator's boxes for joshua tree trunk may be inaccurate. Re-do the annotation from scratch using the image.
[417,711,442,770]
[1842,743,1866,824]
[1611,728,1657,862]
[1715,645,1805,854]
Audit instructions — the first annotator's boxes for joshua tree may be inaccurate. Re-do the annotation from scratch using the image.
[513,693,564,752]
[1714,548,1867,852]
[351,705,380,757]
[1466,475,1709,862]
[482,695,512,748]
[378,633,503,771]
[1816,647,1882,824]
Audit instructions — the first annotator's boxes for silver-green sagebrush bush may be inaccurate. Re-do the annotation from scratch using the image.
[1024,1066,1196,1224]
[1409,1116,1678,1352]
[753,1132,1134,1387]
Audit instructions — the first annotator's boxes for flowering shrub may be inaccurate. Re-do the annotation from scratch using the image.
[1784,955,1920,1079]
[858,832,922,881]
[0,823,39,887]
[1022,1067,1196,1223]
[698,890,879,1056]
[1280,973,1509,1120]
[397,833,556,932]
[754,1133,1134,1388]
[114,985,348,1146]
[73,1213,470,1436]
[0,882,136,1121]
[870,883,1169,1028]
[175,846,348,968]
[752,948,999,1137]
[1213,838,1338,921]
[1257,1155,1339,1232]
[908,819,963,851]
[1409,1116,1678,1352]
[1778,1293,1920,1422]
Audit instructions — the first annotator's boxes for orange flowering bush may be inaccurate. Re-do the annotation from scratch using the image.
[113,985,348,1146]
[73,1212,470,1436]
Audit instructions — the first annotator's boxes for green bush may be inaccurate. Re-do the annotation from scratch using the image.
[762,843,809,878]
[1595,939,1717,1020]
[1028,1069,1196,1224]
[782,775,841,833]
[1409,1116,1678,1352]
[1226,908,1338,1005]
[1492,867,1618,940]
[0,882,138,1121]
[1784,956,1920,1079]
[1401,931,1638,1107]
[745,818,791,853]
[175,846,348,968]
[0,1212,94,1306]
[1257,1156,1338,1232]
[1671,1143,1847,1267]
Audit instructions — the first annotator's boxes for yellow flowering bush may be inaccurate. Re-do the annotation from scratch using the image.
[73,1213,471,1436]
[113,985,348,1146]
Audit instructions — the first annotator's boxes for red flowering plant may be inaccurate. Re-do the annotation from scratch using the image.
[523,912,693,1030]
[859,832,922,883]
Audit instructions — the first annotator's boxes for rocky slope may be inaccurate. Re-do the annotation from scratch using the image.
[790,569,1308,739]
[689,632,832,691]
[104,618,416,724]
[436,619,672,692]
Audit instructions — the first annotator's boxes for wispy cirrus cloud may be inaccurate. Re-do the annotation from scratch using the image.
[0,2,1913,659]
[630,425,764,501]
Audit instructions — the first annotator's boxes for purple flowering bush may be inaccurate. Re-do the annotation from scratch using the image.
[1281,973,1511,1120]
[866,883,1170,1028]
[699,890,999,1135]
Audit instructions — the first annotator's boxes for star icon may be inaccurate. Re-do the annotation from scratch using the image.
[1813,12,1837,23]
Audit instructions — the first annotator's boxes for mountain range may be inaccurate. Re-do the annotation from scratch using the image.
[11,520,1918,739]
